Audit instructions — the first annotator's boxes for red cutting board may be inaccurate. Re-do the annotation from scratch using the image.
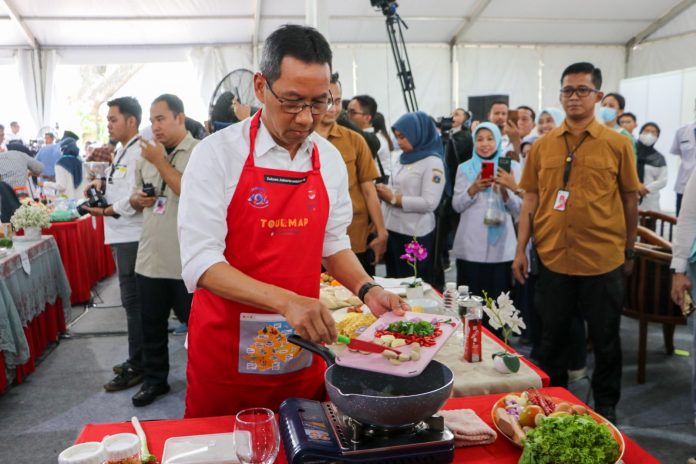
[333,311,460,377]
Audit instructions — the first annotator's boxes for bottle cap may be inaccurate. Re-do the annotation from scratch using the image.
[445,282,456,290]
[458,285,469,294]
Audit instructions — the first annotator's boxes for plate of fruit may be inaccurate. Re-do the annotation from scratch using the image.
[492,390,624,464]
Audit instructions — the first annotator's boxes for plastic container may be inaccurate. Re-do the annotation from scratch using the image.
[102,433,141,464]
[58,442,106,464]
[442,282,458,314]
[161,432,238,464]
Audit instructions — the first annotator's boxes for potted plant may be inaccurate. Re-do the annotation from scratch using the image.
[400,238,428,299]
[482,291,526,374]
[10,202,51,241]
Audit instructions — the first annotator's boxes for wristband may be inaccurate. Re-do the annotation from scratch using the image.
[357,282,382,302]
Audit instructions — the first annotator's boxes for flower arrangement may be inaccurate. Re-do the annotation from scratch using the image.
[482,291,526,373]
[10,202,51,230]
[400,239,428,288]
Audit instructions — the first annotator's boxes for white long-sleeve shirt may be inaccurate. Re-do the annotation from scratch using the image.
[178,118,352,292]
[451,161,522,263]
[103,135,143,244]
[639,164,668,212]
[671,122,696,194]
[672,169,696,273]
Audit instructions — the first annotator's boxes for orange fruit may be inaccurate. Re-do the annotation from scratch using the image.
[519,405,544,428]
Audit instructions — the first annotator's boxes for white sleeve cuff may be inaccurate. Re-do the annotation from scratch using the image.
[182,253,228,293]
[111,197,136,217]
[671,257,688,274]
[322,236,351,258]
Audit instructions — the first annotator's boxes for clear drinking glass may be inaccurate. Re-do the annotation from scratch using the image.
[233,408,280,464]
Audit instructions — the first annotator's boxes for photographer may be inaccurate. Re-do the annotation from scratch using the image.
[81,97,145,393]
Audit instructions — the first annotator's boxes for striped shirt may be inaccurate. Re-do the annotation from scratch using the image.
[0,150,44,189]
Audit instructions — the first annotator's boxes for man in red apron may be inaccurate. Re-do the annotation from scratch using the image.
[178,25,407,418]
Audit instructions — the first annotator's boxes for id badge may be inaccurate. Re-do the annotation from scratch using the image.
[113,165,127,179]
[553,189,570,212]
[153,196,168,215]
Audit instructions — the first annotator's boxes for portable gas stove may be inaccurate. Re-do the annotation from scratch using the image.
[279,398,455,464]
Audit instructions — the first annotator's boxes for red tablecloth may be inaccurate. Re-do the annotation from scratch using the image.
[0,299,66,393]
[75,387,658,463]
[483,326,550,387]
[43,216,115,304]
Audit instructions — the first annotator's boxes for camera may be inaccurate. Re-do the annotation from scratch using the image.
[76,185,108,216]
[142,183,156,197]
[376,174,390,185]
[435,116,454,134]
[370,0,398,16]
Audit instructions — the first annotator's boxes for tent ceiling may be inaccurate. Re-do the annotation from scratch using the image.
[0,0,692,49]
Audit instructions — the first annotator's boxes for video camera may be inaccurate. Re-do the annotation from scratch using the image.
[435,116,454,134]
[370,0,398,16]
[76,185,108,216]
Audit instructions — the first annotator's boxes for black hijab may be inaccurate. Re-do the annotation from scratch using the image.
[636,122,666,183]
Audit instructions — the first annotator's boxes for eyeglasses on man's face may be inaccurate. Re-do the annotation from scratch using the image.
[560,86,599,98]
[347,108,366,116]
[265,79,333,115]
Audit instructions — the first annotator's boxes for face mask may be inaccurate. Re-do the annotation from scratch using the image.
[639,133,657,146]
[598,106,617,123]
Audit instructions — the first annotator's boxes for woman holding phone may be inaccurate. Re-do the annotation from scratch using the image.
[376,111,445,283]
[451,122,521,300]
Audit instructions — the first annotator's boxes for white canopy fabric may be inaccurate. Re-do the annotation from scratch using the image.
[1,0,696,131]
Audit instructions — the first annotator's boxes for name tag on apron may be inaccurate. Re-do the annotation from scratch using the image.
[238,313,312,375]
[553,189,570,212]
[153,196,168,215]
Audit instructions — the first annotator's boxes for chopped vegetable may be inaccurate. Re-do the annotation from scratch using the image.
[375,319,443,347]
[519,414,619,464]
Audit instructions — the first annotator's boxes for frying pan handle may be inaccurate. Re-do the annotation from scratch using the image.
[287,334,336,366]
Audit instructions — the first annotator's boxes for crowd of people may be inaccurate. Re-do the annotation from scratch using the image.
[0,25,695,441]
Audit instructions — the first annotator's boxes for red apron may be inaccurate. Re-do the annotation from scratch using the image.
[185,110,330,418]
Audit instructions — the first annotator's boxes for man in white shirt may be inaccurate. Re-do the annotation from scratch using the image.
[178,24,406,418]
[6,121,26,146]
[670,115,696,215]
[488,101,520,160]
[348,94,391,178]
[83,97,145,393]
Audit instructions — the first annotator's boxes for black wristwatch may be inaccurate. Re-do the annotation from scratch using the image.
[671,268,686,275]
[357,281,382,302]
[624,248,636,260]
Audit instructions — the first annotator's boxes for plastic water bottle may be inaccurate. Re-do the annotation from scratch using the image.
[442,282,458,315]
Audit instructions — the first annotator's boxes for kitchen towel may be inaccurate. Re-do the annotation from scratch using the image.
[439,408,497,447]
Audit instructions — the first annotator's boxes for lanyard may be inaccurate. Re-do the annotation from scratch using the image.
[159,150,178,196]
[107,137,139,184]
[561,132,589,189]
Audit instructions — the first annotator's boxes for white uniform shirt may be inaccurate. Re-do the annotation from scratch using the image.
[451,161,522,263]
[670,122,696,194]
[103,135,143,244]
[639,164,668,212]
[178,118,352,292]
[365,127,391,176]
[382,155,445,237]
[672,165,696,273]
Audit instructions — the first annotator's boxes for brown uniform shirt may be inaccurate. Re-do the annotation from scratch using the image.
[519,119,641,276]
[325,123,379,253]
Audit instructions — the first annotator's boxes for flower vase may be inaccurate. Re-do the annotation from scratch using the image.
[23,227,42,241]
[492,351,521,374]
[406,285,424,299]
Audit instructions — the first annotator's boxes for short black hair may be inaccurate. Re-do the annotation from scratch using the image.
[618,112,636,124]
[353,95,378,118]
[341,99,351,111]
[488,100,508,113]
[561,62,602,90]
[517,105,536,121]
[640,122,661,137]
[9,121,18,127]
[210,91,237,123]
[372,112,394,151]
[259,24,332,86]
[330,72,341,86]
[602,92,626,110]
[0,124,4,130]
[153,93,185,116]
[108,96,142,127]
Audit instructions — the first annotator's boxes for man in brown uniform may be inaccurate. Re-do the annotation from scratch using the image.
[315,73,387,275]
[512,62,640,423]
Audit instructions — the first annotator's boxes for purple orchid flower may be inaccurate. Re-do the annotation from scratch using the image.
[400,253,415,262]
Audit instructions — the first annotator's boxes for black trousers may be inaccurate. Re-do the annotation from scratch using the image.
[535,262,623,408]
[677,193,684,217]
[456,260,512,334]
[136,274,192,386]
[385,229,436,284]
[111,242,142,370]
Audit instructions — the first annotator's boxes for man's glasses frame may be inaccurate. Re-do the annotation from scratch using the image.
[265,79,333,115]
[560,86,599,98]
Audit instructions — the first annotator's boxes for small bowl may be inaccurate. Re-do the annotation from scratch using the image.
[406,298,441,313]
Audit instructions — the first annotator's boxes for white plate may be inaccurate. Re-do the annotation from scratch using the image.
[372,276,433,296]
[406,298,440,311]
[331,304,369,323]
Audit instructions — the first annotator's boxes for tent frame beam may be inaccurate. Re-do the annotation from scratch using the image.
[450,0,492,46]
[626,0,696,49]
[1,0,38,49]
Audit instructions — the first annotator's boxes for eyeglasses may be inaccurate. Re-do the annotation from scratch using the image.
[347,109,366,116]
[560,86,599,98]
[265,80,333,115]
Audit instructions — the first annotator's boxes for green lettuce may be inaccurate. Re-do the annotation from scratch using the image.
[519,415,619,464]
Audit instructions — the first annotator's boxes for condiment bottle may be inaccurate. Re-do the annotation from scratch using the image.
[102,433,141,464]
[58,442,106,464]
[442,282,458,315]
[459,292,483,362]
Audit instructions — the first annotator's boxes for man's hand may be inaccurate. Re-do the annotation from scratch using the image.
[281,294,337,345]
[81,205,105,217]
[363,287,409,317]
[623,258,635,276]
[505,119,521,143]
[512,250,529,284]
[139,138,167,167]
[368,233,388,264]
[375,183,395,203]
[639,184,650,197]
[132,191,157,209]
[233,97,252,120]
[83,179,103,198]
[671,273,692,307]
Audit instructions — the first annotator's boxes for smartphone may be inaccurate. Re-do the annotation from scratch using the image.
[507,109,519,125]
[481,161,495,180]
[498,157,512,173]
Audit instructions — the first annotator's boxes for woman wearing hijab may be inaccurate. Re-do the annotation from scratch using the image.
[375,111,445,283]
[52,137,85,200]
[636,122,667,211]
[536,107,565,137]
[452,122,521,299]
